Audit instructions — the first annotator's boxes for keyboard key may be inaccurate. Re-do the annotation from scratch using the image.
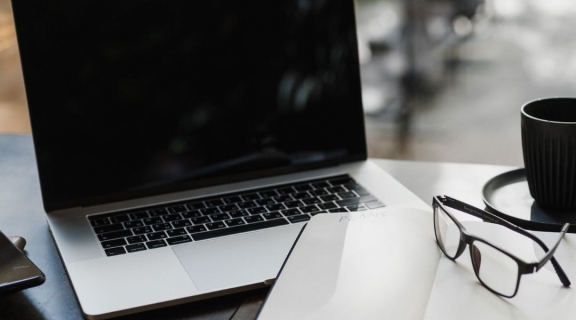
[241,193,260,201]
[167,205,187,213]
[126,243,147,253]
[338,192,357,199]
[285,201,304,208]
[105,247,126,256]
[146,240,167,249]
[294,184,313,191]
[163,213,182,222]
[247,207,266,215]
[152,223,173,231]
[223,196,242,204]
[206,199,225,207]
[225,218,246,227]
[182,210,202,219]
[244,215,264,223]
[110,215,130,223]
[273,195,293,203]
[172,220,192,228]
[262,212,283,220]
[101,238,127,249]
[98,230,132,241]
[256,198,275,206]
[303,198,321,205]
[90,217,110,227]
[94,223,125,234]
[336,195,376,207]
[149,208,169,216]
[206,222,226,230]
[320,195,338,201]
[329,177,354,185]
[293,192,311,199]
[126,235,147,244]
[327,186,346,194]
[191,216,211,224]
[365,200,385,209]
[266,204,285,211]
[287,214,311,223]
[147,232,167,240]
[300,205,320,214]
[312,181,330,189]
[219,204,238,212]
[124,220,144,228]
[238,201,257,209]
[167,228,187,237]
[229,210,249,218]
[210,213,230,221]
[311,189,328,196]
[186,202,206,210]
[132,226,152,235]
[317,202,337,210]
[282,209,301,216]
[191,219,289,241]
[129,212,149,220]
[143,217,163,225]
[167,235,192,246]
[259,190,278,198]
[277,187,296,195]
[328,208,348,213]
[186,225,208,234]
[200,207,220,215]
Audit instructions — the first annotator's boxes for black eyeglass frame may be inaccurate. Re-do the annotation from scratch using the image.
[432,195,570,298]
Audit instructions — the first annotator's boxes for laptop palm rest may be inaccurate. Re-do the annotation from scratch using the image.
[172,224,303,291]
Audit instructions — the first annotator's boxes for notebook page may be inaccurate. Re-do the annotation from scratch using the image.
[258,206,441,320]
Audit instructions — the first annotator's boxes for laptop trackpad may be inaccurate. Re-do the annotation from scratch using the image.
[172,224,303,292]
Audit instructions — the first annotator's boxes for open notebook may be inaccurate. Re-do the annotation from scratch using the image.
[257,207,576,320]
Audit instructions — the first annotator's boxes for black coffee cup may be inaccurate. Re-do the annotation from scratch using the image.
[522,98,576,209]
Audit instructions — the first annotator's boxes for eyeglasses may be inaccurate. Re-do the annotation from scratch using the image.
[432,195,571,298]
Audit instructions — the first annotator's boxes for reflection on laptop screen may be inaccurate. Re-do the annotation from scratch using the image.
[13,0,366,210]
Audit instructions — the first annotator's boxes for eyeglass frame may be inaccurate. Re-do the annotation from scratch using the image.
[432,195,571,298]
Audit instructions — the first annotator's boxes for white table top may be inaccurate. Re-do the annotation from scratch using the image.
[374,158,517,209]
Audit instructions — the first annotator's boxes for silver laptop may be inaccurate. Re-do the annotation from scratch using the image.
[12,0,427,318]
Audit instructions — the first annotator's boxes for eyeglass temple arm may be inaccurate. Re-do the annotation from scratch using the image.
[535,223,569,271]
[441,196,571,287]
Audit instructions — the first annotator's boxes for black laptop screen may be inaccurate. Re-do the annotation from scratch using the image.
[13,0,366,211]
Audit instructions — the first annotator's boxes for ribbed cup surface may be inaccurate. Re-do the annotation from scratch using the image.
[522,127,576,209]
[522,98,576,209]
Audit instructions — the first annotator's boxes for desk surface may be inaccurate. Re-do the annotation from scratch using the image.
[0,134,516,320]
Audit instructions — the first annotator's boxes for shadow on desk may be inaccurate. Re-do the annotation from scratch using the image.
[114,288,267,320]
[2,287,266,320]
[2,291,46,320]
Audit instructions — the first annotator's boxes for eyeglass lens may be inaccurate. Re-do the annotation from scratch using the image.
[433,205,461,258]
[471,241,520,297]
[434,203,521,297]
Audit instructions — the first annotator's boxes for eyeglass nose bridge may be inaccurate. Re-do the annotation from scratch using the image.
[452,230,473,260]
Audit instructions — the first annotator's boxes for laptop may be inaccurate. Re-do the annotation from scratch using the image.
[11,0,427,318]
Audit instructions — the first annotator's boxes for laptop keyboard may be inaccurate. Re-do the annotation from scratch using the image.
[88,175,385,257]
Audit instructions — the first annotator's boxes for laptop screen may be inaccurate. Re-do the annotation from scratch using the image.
[13,0,366,211]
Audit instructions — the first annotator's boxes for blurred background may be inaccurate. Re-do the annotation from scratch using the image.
[1,0,575,167]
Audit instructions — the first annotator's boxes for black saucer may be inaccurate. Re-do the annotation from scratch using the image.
[482,168,576,233]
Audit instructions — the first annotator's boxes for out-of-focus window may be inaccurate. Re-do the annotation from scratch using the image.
[0,0,29,133]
